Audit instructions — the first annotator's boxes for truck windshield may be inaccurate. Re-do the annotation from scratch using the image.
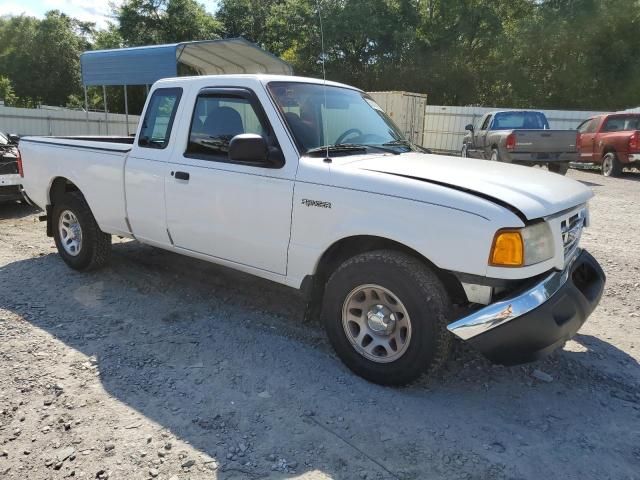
[268,82,415,154]
[491,112,550,130]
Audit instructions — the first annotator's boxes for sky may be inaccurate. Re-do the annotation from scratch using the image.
[0,0,219,29]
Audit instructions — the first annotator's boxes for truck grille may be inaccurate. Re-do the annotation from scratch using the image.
[561,209,585,261]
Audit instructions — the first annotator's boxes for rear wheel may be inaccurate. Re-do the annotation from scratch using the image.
[602,152,622,177]
[52,192,111,271]
[461,144,468,157]
[490,148,500,162]
[548,162,569,175]
[321,250,452,386]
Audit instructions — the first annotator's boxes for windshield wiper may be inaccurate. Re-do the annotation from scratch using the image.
[306,143,400,155]
[382,139,412,147]
[382,139,432,153]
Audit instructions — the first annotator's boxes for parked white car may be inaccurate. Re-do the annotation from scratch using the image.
[19,75,605,385]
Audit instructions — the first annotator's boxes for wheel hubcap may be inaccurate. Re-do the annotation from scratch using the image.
[342,284,412,363]
[603,157,612,175]
[58,210,82,256]
[366,304,396,335]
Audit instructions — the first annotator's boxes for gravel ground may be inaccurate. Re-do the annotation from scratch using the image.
[0,169,639,480]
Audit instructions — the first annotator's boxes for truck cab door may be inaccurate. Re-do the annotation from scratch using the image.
[577,118,598,162]
[164,87,295,276]
[125,87,184,246]
[475,114,493,158]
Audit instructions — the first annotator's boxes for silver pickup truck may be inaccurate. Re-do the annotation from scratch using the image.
[461,111,577,175]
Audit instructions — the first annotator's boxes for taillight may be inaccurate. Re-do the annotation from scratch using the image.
[576,132,581,153]
[629,131,640,152]
[16,148,24,177]
[505,133,516,150]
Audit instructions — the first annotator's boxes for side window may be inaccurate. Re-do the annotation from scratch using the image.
[186,93,269,161]
[585,119,599,133]
[138,88,182,149]
[577,119,592,133]
[480,115,492,130]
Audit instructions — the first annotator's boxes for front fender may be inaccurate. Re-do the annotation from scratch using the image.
[286,181,499,287]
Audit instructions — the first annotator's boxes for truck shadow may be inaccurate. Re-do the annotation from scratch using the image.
[0,201,39,220]
[571,167,640,183]
[1,244,638,479]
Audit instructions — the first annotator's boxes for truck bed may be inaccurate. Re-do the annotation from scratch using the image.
[19,136,132,236]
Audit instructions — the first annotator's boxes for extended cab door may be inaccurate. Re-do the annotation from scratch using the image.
[577,117,599,162]
[164,87,295,275]
[125,87,184,246]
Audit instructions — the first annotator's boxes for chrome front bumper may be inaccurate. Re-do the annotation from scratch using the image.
[446,249,605,364]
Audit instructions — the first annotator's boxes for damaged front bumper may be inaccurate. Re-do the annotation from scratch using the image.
[447,249,605,365]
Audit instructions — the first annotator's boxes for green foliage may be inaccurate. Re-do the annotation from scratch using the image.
[0,76,17,105]
[116,0,222,45]
[0,12,88,107]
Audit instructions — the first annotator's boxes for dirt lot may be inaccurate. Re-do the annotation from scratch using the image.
[0,169,639,480]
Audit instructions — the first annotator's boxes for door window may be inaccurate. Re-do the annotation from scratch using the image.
[578,118,598,134]
[138,88,182,149]
[186,93,269,162]
[480,115,492,130]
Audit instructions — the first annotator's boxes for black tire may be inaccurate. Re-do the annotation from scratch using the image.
[548,162,569,175]
[321,250,452,386]
[52,192,111,271]
[602,152,623,177]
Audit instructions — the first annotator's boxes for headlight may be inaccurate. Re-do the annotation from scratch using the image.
[489,222,554,267]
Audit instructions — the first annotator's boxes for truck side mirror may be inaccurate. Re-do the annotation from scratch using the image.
[8,134,19,144]
[229,134,284,168]
[465,124,474,132]
[229,134,268,163]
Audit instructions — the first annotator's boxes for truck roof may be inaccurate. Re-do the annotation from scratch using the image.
[485,110,547,115]
[154,74,361,92]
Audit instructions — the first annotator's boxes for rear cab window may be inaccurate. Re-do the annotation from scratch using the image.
[138,87,183,149]
[602,115,640,132]
[491,112,549,130]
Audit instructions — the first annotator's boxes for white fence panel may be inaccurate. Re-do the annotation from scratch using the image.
[422,105,606,154]
[0,106,140,137]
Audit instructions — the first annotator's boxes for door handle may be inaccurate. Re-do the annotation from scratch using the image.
[174,171,190,181]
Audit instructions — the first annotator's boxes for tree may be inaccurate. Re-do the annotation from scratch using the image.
[0,76,17,105]
[0,11,89,107]
[115,0,222,45]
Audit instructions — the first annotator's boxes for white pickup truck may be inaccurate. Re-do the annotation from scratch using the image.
[19,75,605,385]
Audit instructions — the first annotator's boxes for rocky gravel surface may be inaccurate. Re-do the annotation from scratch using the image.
[0,169,639,480]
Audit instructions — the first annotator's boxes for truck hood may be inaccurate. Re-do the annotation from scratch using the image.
[345,152,592,220]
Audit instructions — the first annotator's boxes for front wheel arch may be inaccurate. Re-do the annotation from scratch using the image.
[303,235,466,319]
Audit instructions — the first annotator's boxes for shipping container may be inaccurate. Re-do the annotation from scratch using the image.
[368,91,428,146]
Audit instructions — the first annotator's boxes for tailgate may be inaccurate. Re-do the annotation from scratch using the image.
[512,130,577,154]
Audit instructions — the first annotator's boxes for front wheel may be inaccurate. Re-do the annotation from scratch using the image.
[321,250,452,386]
[461,144,468,157]
[52,192,111,271]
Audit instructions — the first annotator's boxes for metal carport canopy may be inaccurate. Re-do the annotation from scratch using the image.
[80,37,293,86]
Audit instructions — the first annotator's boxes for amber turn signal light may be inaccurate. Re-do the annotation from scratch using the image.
[489,230,524,267]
